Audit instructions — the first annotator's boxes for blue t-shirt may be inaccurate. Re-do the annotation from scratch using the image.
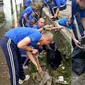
[20,6,34,20]
[32,25,40,29]
[5,27,42,46]
[53,0,66,8]
[58,17,72,29]
[27,24,40,29]
[25,0,32,6]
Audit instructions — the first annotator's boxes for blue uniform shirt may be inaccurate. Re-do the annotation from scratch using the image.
[33,25,40,29]
[53,0,66,8]
[25,0,32,6]
[58,17,72,29]
[20,6,34,20]
[27,24,40,30]
[5,27,42,47]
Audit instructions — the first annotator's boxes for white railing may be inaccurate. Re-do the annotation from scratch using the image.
[3,0,23,28]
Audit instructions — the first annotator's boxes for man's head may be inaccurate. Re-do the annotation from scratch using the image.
[37,18,45,28]
[29,18,37,27]
[39,32,53,45]
[32,3,39,10]
[77,0,85,9]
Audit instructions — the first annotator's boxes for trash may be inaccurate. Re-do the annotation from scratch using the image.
[53,76,68,85]
[59,76,64,82]
[46,41,62,70]
[61,66,65,70]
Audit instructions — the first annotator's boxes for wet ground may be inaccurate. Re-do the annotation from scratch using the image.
[0,22,10,85]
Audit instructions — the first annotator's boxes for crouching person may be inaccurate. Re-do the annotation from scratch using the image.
[0,27,53,85]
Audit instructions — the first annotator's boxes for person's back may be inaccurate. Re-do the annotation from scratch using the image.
[5,27,42,45]
[20,6,33,19]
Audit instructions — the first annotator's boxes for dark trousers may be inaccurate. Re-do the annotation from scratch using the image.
[19,18,26,27]
[40,3,48,17]
[0,36,25,85]
[49,4,67,16]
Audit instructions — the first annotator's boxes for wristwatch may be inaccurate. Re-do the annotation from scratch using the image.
[43,27,46,30]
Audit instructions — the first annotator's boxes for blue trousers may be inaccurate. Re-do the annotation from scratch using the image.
[19,18,26,27]
[0,36,25,85]
[49,4,67,16]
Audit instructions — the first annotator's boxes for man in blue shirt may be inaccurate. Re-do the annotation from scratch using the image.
[24,0,32,9]
[0,27,53,85]
[27,18,37,28]
[72,0,85,75]
[72,0,85,48]
[58,16,72,30]
[49,0,66,20]
[19,4,39,27]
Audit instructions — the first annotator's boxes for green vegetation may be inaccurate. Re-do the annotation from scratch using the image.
[0,12,5,23]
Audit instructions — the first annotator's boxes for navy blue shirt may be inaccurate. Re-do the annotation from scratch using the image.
[72,0,85,18]
[5,27,42,47]
[72,0,80,16]
[53,0,66,8]
[20,6,34,20]
[80,9,85,18]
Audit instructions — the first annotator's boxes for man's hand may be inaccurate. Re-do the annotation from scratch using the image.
[31,12,35,17]
[51,26,63,31]
[66,18,71,26]
[74,39,81,48]
[66,15,71,26]
[32,49,38,54]
[38,66,44,79]
[54,14,57,18]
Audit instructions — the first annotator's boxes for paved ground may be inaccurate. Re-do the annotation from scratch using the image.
[72,72,85,85]
[0,21,10,85]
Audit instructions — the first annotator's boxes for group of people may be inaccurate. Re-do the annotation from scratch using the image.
[1,0,85,85]
[0,0,63,85]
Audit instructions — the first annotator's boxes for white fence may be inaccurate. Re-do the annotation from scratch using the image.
[3,0,24,28]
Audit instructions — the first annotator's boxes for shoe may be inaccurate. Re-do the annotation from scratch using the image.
[51,17,59,21]
[24,75,30,81]
[23,65,28,70]
[19,75,30,84]
[19,79,24,85]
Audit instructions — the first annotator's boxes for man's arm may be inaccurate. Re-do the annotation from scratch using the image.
[54,8,60,18]
[17,37,32,51]
[66,15,71,26]
[17,37,42,72]
[82,18,85,30]
[26,51,40,70]
[72,30,81,48]
[24,13,29,25]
